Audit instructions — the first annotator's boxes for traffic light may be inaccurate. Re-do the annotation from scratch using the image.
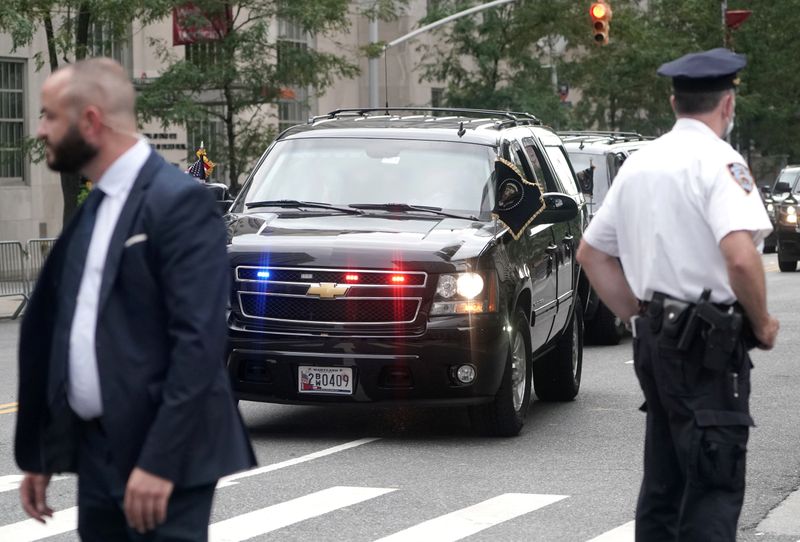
[590,2,612,45]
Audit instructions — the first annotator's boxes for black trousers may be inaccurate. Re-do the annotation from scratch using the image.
[632,312,753,542]
[77,420,216,542]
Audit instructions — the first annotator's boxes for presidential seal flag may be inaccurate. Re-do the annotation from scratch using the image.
[492,158,545,240]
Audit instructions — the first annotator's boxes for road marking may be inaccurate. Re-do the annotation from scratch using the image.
[0,475,68,494]
[756,486,800,536]
[624,360,634,365]
[208,486,395,542]
[0,401,17,409]
[0,407,18,415]
[217,437,380,488]
[586,520,634,541]
[0,507,77,542]
[373,493,567,542]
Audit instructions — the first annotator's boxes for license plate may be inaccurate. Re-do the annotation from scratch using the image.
[298,366,353,395]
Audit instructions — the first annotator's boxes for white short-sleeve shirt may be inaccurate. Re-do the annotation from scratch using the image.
[583,118,772,305]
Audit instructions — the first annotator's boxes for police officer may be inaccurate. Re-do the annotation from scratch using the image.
[576,48,780,541]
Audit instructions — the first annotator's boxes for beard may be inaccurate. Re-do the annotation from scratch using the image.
[45,123,99,174]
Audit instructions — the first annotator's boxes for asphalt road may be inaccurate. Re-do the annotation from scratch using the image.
[0,254,797,541]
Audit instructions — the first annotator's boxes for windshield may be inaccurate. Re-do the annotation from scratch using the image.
[240,138,496,216]
[773,169,800,195]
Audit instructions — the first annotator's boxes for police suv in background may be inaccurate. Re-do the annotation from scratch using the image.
[223,108,587,437]
[768,164,800,272]
[560,131,651,345]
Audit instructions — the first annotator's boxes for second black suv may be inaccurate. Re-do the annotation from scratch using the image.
[560,131,651,345]
[224,108,586,436]
[769,165,800,272]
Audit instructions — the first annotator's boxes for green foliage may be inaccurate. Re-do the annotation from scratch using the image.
[418,0,800,164]
[138,0,406,192]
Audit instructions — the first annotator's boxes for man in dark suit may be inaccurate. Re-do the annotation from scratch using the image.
[16,57,255,541]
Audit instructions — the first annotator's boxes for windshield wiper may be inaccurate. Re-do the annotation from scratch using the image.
[349,203,478,221]
[245,199,363,215]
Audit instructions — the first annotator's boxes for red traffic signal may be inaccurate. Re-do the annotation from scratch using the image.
[590,2,612,45]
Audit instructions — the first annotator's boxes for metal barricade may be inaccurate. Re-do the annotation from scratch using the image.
[0,240,28,318]
[26,238,57,291]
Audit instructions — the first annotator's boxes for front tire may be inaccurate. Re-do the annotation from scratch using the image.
[534,298,583,401]
[778,246,797,272]
[469,310,532,437]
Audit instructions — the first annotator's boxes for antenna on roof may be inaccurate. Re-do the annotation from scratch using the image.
[457,121,466,137]
[384,49,389,108]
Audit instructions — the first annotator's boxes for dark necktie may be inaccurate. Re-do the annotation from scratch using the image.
[48,188,106,405]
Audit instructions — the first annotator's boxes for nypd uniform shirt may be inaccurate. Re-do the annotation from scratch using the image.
[583,118,772,305]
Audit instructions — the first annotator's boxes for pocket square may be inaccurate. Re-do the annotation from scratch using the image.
[124,233,148,248]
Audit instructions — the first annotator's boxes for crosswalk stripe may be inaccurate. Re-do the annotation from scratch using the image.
[208,486,395,542]
[0,475,68,494]
[0,508,78,542]
[217,437,380,488]
[586,520,635,541]
[373,493,567,542]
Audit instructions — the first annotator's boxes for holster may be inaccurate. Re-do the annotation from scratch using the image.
[699,304,743,372]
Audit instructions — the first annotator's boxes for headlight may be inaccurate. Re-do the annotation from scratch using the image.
[431,272,497,315]
[767,203,774,212]
[782,206,797,224]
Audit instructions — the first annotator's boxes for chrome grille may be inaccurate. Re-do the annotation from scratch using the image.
[238,292,420,325]
[234,266,427,327]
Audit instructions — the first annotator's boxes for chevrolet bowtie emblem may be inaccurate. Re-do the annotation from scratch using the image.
[306,282,350,298]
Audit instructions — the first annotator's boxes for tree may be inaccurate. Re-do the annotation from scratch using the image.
[0,0,169,225]
[733,0,800,167]
[417,0,587,129]
[137,0,408,193]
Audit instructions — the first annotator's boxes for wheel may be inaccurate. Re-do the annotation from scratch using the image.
[585,301,624,345]
[534,298,583,401]
[469,310,532,437]
[778,252,797,272]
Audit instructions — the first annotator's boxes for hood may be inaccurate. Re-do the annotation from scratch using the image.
[226,212,502,270]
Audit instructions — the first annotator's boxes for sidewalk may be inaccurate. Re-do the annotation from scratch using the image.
[0,296,25,319]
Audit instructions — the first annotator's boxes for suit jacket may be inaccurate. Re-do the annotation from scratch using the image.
[15,151,256,487]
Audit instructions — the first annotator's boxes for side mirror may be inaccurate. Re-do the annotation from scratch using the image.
[774,181,792,194]
[532,192,578,225]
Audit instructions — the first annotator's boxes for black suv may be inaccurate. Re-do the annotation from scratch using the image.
[769,165,800,272]
[560,131,651,344]
[224,108,586,436]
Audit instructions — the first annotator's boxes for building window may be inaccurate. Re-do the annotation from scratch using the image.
[185,40,225,70]
[0,60,25,183]
[88,23,132,75]
[431,87,444,108]
[277,19,310,132]
[187,106,226,182]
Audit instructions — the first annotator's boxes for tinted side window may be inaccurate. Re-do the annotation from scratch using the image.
[521,137,557,192]
[544,145,580,196]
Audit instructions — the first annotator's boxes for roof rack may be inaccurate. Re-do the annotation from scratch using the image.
[310,107,542,127]
[558,130,651,142]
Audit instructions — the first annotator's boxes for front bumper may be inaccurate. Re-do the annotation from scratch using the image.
[226,313,509,406]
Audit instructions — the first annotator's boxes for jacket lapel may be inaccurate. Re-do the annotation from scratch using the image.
[97,151,163,312]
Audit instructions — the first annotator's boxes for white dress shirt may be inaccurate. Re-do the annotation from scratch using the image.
[68,138,151,420]
[583,118,772,305]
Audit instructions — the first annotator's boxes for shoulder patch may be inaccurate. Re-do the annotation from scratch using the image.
[727,163,755,193]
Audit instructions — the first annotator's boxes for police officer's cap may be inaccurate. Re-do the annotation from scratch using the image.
[657,48,746,93]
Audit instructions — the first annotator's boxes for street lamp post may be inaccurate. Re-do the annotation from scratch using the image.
[368,0,518,108]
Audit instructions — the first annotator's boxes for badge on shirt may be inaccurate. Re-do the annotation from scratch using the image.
[727,163,755,193]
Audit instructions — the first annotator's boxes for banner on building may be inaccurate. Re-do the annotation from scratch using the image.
[172,3,232,46]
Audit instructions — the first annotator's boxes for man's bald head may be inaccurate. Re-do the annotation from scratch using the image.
[56,57,137,133]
